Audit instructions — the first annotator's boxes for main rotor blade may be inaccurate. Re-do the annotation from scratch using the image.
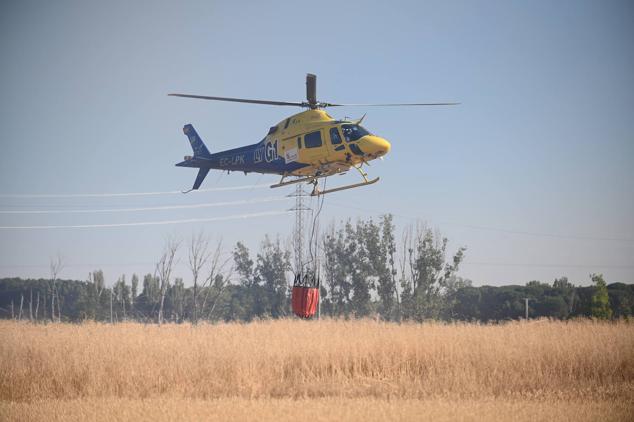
[306,73,317,106]
[168,93,304,107]
[322,102,461,107]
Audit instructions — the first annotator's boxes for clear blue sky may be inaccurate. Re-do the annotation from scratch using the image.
[1,0,632,286]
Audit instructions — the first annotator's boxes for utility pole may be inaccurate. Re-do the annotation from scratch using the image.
[29,288,33,321]
[110,288,114,324]
[524,298,531,320]
[317,268,321,320]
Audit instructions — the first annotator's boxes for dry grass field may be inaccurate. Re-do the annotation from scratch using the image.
[1,319,633,421]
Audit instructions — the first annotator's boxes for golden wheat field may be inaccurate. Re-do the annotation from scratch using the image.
[1,319,633,421]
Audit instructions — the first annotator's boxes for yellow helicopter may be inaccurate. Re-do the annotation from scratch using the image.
[170,74,457,196]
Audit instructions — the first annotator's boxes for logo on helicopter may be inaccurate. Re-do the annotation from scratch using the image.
[254,140,279,163]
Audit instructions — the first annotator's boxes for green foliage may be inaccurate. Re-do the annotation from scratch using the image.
[590,273,612,319]
[233,242,255,287]
[0,217,630,323]
[322,216,397,319]
[323,223,351,316]
[256,235,291,318]
[607,283,634,318]
[400,226,466,321]
[377,215,399,320]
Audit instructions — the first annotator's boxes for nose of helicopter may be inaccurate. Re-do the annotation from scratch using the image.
[359,135,391,158]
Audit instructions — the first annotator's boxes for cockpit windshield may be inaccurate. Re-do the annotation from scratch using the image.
[341,124,371,142]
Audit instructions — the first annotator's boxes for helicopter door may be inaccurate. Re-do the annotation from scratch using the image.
[327,126,348,160]
[301,130,325,163]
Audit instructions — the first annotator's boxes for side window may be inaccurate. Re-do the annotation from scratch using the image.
[304,131,322,148]
[297,137,302,149]
[330,127,342,145]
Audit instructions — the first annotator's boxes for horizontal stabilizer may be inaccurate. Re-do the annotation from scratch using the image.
[175,157,210,168]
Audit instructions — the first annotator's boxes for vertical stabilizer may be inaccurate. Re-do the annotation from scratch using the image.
[183,124,211,158]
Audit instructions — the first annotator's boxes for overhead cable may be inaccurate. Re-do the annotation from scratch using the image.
[0,210,290,230]
[0,184,271,199]
[0,197,289,214]
[328,201,634,243]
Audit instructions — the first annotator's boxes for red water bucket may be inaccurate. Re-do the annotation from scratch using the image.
[291,286,319,318]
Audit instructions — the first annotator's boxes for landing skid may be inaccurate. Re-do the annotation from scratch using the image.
[270,165,380,196]
[311,177,379,196]
[270,174,319,189]
[311,165,379,197]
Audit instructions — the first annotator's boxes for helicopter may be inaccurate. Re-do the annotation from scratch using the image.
[170,74,457,196]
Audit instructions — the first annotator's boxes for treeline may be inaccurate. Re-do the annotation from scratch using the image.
[1,276,631,322]
[0,216,631,323]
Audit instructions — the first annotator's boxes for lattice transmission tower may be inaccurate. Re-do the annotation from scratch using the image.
[289,183,311,274]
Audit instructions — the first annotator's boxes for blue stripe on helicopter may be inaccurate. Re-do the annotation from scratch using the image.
[176,124,309,190]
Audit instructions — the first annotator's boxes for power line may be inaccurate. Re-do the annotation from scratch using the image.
[0,210,290,230]
[0,197,290,214]
[0,261,197,269]
[327,201,634,243]
[462,262,634,269]
[0,183,271,199]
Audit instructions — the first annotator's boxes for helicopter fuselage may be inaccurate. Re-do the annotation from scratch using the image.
[172,72,456,194]
[176,109,391,187]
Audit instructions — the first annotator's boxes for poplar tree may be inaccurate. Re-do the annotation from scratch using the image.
[400,226,466,321]
[256,235,291,318]
[590,273,612,319]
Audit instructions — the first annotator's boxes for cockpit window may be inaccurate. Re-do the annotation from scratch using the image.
[341,124,370,142]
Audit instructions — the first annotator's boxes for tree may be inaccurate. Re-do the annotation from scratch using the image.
[232,242,261,319]
[379,214,399,320]
[590,273,612,319]
[113,275,130,320]
[607,283,634,318]
[533,295,569,319]
[354,216,398,319]
[443,276,473,319]
[346,221,373,317]
[200,239,230,321]
[449,285,481,320]
[77,270,104,320]
[188,231,211,324]
[140,272,160,319]
[323,223,352,316]
[169,277,186,322]
[256,235,291,317]
[233,242,255,287]
[400,225,466,321]
[552,276,576,315]
[130,274,138,314]
[49,254,64,322]
[156,238,180,325]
